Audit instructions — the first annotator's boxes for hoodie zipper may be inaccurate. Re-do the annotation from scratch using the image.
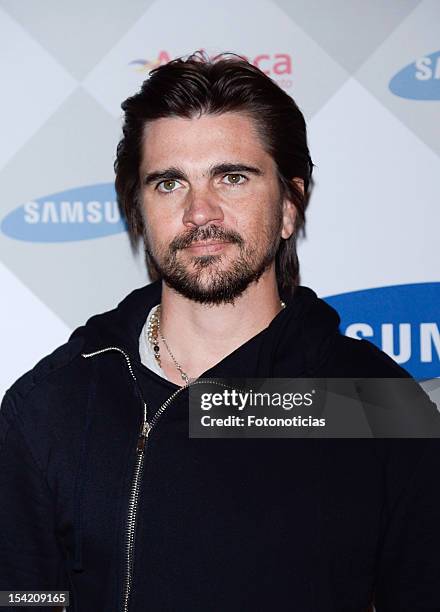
[81,346,231,612]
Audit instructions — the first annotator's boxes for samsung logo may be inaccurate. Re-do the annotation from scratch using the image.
[389,49,440,100]
[1,183,127,242]
[324,283,440,380]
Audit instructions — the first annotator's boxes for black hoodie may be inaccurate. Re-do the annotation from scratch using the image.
[1,280,439,612]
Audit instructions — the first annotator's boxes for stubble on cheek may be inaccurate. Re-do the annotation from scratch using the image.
[139,189,284,304]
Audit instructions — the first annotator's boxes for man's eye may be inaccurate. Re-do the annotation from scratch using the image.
[223,174,247,186]
[157,179,181,193]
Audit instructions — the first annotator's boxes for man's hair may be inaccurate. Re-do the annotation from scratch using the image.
[114,50,313,293]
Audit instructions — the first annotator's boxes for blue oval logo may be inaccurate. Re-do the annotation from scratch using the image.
[324,283,440,381]
[1,183,128,242]
[389,49,440,100]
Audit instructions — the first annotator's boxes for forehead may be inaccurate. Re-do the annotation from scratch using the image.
[140,112,274,171]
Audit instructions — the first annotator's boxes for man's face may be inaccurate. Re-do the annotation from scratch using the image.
[139,111,295,304]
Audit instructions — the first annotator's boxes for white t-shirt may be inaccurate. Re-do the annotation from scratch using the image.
[138,304,170,381]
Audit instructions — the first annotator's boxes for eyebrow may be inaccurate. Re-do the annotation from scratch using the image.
[142,163,263,186]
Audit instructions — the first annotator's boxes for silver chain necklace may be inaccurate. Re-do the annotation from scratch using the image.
[146,300,286,383]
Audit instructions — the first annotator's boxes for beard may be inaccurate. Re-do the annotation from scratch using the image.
[143,205,283,305]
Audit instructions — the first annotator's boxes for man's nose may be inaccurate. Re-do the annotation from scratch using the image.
[182,186,224,228]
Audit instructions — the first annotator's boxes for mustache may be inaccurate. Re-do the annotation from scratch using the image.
[169,225,244,252]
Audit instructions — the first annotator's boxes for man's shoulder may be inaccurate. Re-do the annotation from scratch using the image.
[3,335,86,410]
[3,281,160,403]
[0,334,89,459]
[325,334,411,378]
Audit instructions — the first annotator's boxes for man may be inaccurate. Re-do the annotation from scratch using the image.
[1,52,439,611]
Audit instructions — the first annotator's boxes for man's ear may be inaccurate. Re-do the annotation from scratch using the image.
[281,178,304,239]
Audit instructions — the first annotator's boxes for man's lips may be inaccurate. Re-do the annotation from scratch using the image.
[183,240,233,253]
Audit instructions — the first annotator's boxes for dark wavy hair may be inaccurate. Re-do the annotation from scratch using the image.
[114,50,313,293]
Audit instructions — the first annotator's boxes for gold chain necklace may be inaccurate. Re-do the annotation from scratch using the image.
[147,300,286,383]
[147,305,190,384]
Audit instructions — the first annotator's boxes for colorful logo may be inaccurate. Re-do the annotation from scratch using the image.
[324,283,440,381]
[129,51,172,72]
[129,50,293,88]
[1,183,127,242]
[389,49,440,100]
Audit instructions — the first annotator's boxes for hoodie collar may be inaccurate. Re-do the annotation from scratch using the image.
[70,279,162,357]
[70,280,341,378]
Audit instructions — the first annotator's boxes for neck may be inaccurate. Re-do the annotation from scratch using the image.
[157,267,284,383]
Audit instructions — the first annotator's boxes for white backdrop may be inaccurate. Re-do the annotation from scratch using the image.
[0,0,439,397]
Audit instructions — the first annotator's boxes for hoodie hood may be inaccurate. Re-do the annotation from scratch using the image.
[70,279,341,379]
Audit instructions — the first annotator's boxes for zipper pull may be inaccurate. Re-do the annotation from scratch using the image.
[136,421,151,453]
